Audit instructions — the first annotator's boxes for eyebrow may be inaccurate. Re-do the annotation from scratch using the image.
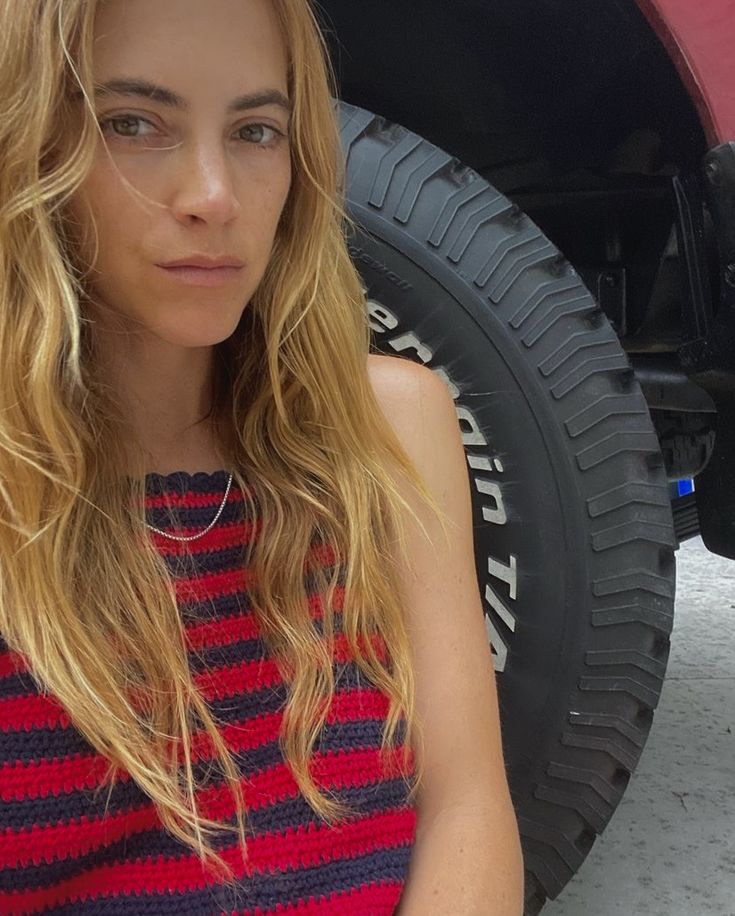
[84,78,292,115]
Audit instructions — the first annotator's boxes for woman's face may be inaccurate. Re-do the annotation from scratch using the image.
[69,0,293,349]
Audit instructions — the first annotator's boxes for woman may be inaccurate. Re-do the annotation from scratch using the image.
[0,0,524,913]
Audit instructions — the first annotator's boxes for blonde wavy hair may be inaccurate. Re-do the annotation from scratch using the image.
[0,0,449,884]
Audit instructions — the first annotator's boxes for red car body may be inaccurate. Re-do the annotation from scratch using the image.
[641,0,735,143]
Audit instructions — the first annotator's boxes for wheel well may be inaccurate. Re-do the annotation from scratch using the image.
[319,0,710,353]
[319,0,705,185]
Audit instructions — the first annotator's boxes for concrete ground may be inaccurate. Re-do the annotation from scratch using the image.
[543,536,735,916]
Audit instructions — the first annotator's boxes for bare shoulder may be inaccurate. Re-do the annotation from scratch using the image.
[366,352,457,467]
[366,352,425,416]
[365,350,467,556]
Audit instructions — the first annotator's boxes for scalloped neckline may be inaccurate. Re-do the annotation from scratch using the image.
[143,469,233,493]
[144,469,231,483]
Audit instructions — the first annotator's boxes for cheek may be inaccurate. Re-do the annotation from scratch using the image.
[265,157,293,229]
[281,156,293,207]
[63,194,99,275]
[87,174,135,238]
[262,147,292,207]
[67,169,124,262]
[66,186,143,308]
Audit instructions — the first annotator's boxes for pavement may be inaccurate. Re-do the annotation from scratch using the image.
[543,536,735,916]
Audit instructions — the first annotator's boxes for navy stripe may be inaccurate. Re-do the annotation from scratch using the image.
[143,469,242,495]
[162,543,250,578]
[188,633,268,672]
[0,669,41,700]
[189,622,354,674]
[180,591,253,623]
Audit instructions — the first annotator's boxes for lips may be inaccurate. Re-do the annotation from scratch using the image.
[158,255,244,269]
[156,255,244,286]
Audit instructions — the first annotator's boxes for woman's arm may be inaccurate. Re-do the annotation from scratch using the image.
[368,355,525,915]
[395,801,524,915]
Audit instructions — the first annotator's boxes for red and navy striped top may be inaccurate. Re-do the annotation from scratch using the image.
[0,470,417,915]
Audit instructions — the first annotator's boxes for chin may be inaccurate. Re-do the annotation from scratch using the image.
[150,317,242,349]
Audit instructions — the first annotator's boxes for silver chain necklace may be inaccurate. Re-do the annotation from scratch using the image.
[145,472,234,542]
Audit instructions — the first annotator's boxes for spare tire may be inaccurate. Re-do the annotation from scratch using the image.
[338,101,678,914]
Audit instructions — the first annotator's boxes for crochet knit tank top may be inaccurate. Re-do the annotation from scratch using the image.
[0,470,418,914]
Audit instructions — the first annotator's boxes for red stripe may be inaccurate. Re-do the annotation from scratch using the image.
[0,807,416,912]
[0,688,397,800]
[307,541,339,568]
[174,566,254,604]
[0,744,414,868]
[0,753,122,802]
[0,692,70,731]
[0,650,28,680]
[242,807,416,881]
[192,655,282,701]
[152,517,262,557]
[184,612,262,651]
[143,485,249,511]
[185,613,372,661]
[332,631,387,663]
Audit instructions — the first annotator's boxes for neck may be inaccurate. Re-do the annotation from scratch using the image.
[94,324,225,476]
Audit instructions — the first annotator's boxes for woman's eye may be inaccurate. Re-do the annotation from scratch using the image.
[99,115,156,140]
[237,123,284,146]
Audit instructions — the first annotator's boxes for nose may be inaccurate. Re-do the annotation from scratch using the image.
[169,138,241,226]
